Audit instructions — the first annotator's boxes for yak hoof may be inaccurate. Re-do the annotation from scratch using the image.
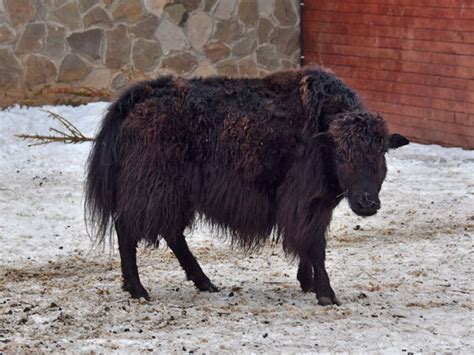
[196,280,219,293]
[130,289,151,301]
[300,283,314,293]
[126,286,150,301]
[332,297,342,306]
[317,296,341,306]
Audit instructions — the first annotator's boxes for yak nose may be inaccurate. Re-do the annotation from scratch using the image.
[355,192,381,211]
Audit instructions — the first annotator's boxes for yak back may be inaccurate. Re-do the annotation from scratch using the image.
[119,71,308,184]
[119,66,362,181]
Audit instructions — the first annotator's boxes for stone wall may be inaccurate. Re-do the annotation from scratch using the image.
[0,0,300,107]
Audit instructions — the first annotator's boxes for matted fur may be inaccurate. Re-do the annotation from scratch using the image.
[85,66,407,302]
[86,67,364,248]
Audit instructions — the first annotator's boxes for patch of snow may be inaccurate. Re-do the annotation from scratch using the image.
[0,103,473,353]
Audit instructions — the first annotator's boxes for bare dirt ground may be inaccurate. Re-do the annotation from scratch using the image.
[1,103,473,353]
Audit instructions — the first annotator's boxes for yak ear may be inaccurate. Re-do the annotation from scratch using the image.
[387,133,409,149]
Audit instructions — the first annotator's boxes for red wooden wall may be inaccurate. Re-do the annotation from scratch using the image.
[302,0,474,148]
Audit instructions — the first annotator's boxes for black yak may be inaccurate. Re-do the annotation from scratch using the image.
[85,66,409,305]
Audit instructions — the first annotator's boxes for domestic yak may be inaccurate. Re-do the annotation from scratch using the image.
[85,66,409,306]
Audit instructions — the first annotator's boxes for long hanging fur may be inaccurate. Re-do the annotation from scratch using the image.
[85,66,392,250]
[84,81,157,242]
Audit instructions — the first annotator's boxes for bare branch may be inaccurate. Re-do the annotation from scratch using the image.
[15,133,95,146]
[15,110,96,146]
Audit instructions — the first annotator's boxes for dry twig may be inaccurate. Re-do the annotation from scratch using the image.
[15,109,95,146]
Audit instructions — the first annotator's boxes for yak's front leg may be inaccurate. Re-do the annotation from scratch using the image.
[310,237,341,306]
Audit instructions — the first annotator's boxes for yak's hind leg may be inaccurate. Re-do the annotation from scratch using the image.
[165,234,219,292]
[297,259,314,292]
[115,218,150,300]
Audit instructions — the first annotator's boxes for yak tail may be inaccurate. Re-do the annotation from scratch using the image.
[84,103,121,243]
[84,82,152,243]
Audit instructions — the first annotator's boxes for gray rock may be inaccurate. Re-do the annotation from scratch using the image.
[164,3,187,25]
[191,58,216,77]
[232,29,257,57]
[0,48,22,89]
[0,24,15,44]
[131,15,159,39]
[132,39,162,72]
[53,3,82,31]
[274,0,298,26]
[0,8,6,24]
[215,58,239,77]
[186,11,212,49]
[287,48,300,66]
[16,23,46,54]
[5,0,34,27]
[58,54,93,81]
[181,0,200,11]
[280,59,297,69]
[203,41,230,63]
[156,19,188,54]
[67,28,104,61]
[79,0,99,12]
[204,0,217,12]
[238,56,258,77]
[32,0,48,20]
[83,6,113,28]
[269,26,299,57]
[82,68,112,89]
[44,24,66,58]
[238,0,258,27]
[258,0,274,17]
[143,0,172,18]
[24,55,57,88]
[111,0,145,23]
[161,52,198,74]
[257,17,273,44]
[213,20,244,44]
[214,0,237,20]
[256,44,279,70]
[111,72,128,91]
[105,25,131,69]
[54,0,68,6]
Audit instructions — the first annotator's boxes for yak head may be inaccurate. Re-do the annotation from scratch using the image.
[322,111,409,217]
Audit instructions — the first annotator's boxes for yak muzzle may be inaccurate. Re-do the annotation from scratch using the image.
[349,192,381,217]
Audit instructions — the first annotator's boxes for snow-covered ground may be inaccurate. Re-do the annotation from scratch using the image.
[0,103,473,353]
